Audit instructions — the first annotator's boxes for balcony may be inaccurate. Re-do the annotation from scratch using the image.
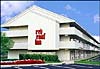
[2,30,28,37]
[59,41,81,49]
[11,42,28,49]
[59,41,99,51]
[60,27,76,35]
[59,27,98,47]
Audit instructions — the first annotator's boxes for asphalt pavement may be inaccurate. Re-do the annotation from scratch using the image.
[1,64,100,69]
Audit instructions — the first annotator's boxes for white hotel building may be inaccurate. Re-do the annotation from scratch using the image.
[1,5,100,62]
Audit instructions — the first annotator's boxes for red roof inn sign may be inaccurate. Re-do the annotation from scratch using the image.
[35,29,46,45]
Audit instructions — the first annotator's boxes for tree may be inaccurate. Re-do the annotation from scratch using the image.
[1,33,14,57]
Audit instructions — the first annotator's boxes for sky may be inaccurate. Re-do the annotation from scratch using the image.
[1,1,100,42]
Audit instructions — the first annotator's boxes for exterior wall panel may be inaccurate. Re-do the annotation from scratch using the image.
[11,37,28,43]
[2,30,28,37]
[9,26,28,31]
[27,12,59,50]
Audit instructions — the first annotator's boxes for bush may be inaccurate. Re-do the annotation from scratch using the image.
[19,54,60,62]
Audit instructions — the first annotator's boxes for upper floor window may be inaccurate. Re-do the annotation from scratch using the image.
[60,23,69,28]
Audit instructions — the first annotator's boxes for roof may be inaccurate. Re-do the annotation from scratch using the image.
[1,5,75,28]
[70,22,100,44]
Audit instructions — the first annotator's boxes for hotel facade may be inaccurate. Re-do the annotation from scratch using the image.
[1,5,100,62]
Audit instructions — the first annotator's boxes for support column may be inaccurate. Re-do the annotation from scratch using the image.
[56,49,70,62]
[8,50,27,59]
[8,50,19,59]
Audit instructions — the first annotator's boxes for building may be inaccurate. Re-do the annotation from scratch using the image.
[1,5,100,62]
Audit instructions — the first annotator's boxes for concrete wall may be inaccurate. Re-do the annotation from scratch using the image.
[56,49,70,61]
[8,50,19,59]
[27,51,56,55]
[27,11,59,50]
[60,35,69,41]
[8,50,27,59]
[11,37,28,43]
[9,26,28,31]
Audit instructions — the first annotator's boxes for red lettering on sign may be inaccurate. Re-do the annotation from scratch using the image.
[36,29,43,34]
[35,29,46,45]
[35,39,41,45]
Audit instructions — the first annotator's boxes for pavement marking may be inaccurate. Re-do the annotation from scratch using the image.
[51,65,76,69]
[63,67,76,69]
[33,65,39,67]
[88,67,93,68]
[13,66,23,69]
[39,67,50,69]
[13,66,19,68]
[33,65,49,69]
[71,65,93,68]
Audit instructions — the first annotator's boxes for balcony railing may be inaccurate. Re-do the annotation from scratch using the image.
[59,27,98,47]
[11,42,28,49]
[2,30,28,37]
[59,41,99,51]
[59,41,81,49]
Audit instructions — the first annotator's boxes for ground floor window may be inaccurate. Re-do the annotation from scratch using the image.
[70,50,75,60]
[70,50,99,60]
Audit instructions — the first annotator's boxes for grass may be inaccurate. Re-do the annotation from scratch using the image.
[75,55,100,66]
[75,60,100,66]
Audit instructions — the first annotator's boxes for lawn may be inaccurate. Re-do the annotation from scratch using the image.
[75,55,100,66]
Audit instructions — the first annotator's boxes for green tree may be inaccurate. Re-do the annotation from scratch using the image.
[1,33,14,58]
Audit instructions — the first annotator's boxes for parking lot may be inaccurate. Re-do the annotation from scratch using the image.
[1,64,100,69]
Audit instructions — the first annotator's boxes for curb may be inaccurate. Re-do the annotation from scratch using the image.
[1,61,74,68]
[1,64,48,68]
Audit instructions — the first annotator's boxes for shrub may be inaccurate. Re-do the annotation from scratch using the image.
[19,54,60,62]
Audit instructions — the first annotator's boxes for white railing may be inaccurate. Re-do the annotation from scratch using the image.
[59,41,100,51]
[59,27,75,35]
[59,41,81,49]
[2,30,28,37]
[11,42,28,49]
[90,46,95,50]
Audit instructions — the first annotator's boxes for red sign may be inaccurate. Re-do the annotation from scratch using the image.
[35,29,46,45]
